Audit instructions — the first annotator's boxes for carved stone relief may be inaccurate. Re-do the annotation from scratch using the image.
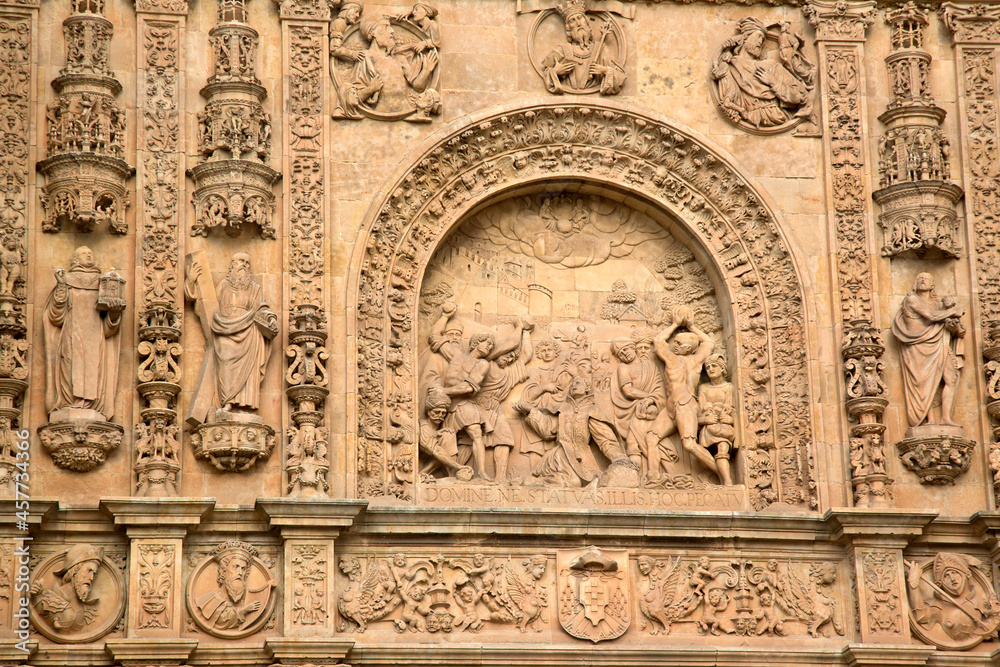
[353,102,816,513]
[37,247,126,471]
[291,544,327,626]
[557,547,629,642]
[186,541,277,638]
[330,2,441,122]
[39,0,133,234]
[190,0,279,239]
[872,3,963,259]
[29,543,126,643]
[137,544,175,629]
[906,552,1000,650]
[890,272,975,484]
[710,18,818,136]
[859,550,905,637]
[526,0,627,96]
[185,251,278,471]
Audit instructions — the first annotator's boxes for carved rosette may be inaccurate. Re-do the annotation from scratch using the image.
[190,419,276,472]
[189,0,278,239]
[942,3,1000,504]
[842,321,891,507]
[39,0,133,234]
[872,3,963,259]
[38,418,124,471]
[352,101,816,511]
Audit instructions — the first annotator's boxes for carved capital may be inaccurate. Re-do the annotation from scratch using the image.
[804,0,876,42]
[942,3,1000,45]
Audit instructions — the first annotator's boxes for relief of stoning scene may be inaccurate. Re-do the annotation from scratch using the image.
[413,191,747,510]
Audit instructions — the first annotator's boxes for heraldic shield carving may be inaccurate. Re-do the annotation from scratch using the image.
[557,547,630,642]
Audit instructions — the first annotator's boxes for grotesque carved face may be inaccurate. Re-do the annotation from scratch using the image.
[72,561,99,603]
[708,588,725,607]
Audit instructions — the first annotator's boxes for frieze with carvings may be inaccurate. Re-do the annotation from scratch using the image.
[354,101,815,513]
[330,2,441,122]
[710,18,818,136]
[39,0,133,235]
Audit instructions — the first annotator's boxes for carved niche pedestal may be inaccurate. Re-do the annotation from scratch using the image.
[190,409,275,472]
[896,424,975,485]
[38,408,124,472]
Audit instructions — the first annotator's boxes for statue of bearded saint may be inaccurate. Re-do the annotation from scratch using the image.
[185,253,278,422]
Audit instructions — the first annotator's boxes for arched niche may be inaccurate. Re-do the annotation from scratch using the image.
[348,99,816,512]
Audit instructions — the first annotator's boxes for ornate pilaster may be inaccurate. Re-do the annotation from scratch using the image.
[0,0,35,497]
[942,4,1000,508]
[133,0,187,497]
[189,0,278,239]
[39,0,133,234]
[277,0,330,498]
[805,0,888,508]
[873,3,963,261]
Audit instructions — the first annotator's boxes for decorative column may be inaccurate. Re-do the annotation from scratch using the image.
[189,0,278,239]
[0,0,35,495]
[805,0,890,508]
[38,0,133,234]
[276,0,330,498]
[941,3,1000,506]
[133,0,187,497]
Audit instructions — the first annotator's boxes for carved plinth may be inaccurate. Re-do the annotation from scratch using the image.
[896,428,975,484]
[190,416,275,472]
[38,416,123,471]
[873,181,963,259]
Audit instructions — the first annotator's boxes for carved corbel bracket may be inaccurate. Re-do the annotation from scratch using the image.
[896,430,975,484]
[190,417,275,472]
[38,417,124,471]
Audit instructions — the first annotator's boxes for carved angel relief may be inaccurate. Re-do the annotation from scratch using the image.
[413,192,744,510]
[330,2,442,122]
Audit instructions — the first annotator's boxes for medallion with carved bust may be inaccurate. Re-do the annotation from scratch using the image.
[187,541,277,639]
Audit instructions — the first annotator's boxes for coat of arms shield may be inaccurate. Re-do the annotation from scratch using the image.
[557,546,630,642]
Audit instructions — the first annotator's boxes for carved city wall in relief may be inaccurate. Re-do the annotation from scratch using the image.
[352,101,816,512]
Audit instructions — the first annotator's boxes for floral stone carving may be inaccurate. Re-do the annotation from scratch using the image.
[38,247,126,471]
[906,552,1000,650]
[710,18,818,136]
[527,0,627,96]
[40,0,133,234]
[29,543,126,643]
[330,3,441,122]
[187,541,277,639]
[185,251,278,471]
[891,272,975,484]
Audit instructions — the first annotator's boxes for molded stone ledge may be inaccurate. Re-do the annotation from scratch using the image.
[187,645,274,667]
[824,508,938,548]
[0,499,57,529]
[105,639,197,667]
[841,644,935,667]
[0,641,35,666]
[256,498,367,538]
[29,645,112,667]
[265,638,355,664]
[99,497,216,532]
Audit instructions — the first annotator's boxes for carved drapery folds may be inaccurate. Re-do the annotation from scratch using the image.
[872,3,964,260]
[710,17,819,136]
[353,101,816,512]
[190,0,279,239]
[942,3,1000,502]
[39,0,133,234]
[135,7,186,496]
[282,7,330,497]
[805,0,886,508]
[0,17,31,494]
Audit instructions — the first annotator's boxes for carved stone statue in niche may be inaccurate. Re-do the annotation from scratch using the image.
[330,3,441,122]
[187,541,276,639]
[536,0,626,96]
[890,273,975,484]
[710,18,817,135]
[906,552,1000,650]
[29,543,125,643]
[38,247,126,471]
[417,192,743,506]
[185,251,277,471]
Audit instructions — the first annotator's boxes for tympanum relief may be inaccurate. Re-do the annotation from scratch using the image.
[185,251,278,471]
[330,2,442,122]
[710,18,818,136]
[414,192,745,510]
[29,543,126,643]
[891,273,975,484]
[38,247,126,471]
[526,0,628,96]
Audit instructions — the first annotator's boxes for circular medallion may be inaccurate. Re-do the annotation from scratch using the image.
[186,541,277,639]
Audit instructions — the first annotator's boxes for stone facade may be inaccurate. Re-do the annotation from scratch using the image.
[3,0,1000,665]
